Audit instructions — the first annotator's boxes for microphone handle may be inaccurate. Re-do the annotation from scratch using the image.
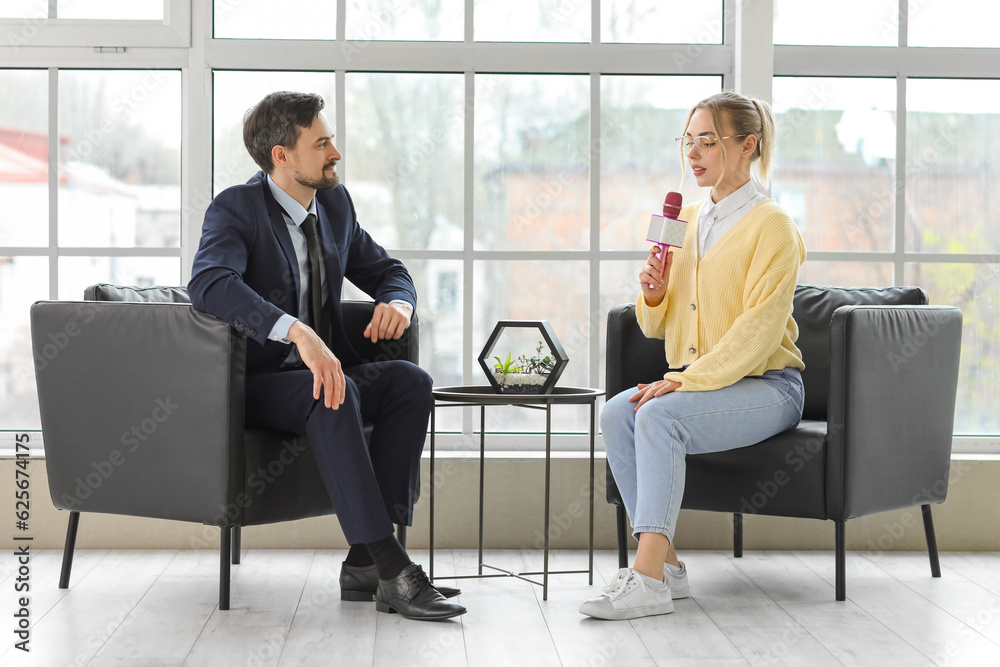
[648,242,667,289]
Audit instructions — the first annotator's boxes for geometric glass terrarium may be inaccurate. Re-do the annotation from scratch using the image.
[478,320,568,394]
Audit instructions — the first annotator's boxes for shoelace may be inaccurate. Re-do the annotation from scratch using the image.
[406,567,431,590]
[603,569,647,601]
[405,566,431,589]
[602,568,628,593]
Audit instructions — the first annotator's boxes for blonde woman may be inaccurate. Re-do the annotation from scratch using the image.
[581,92,806,620]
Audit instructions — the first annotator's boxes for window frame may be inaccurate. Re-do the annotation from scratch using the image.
[0,0,190,48]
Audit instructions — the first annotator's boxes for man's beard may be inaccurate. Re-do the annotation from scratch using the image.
[295,165,339,190]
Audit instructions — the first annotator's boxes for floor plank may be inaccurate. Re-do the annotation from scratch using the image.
[181,550,314,667]
[5,549,1000,666]
[1,550,173,666]
[728,551,933,666]
[795,550,1000,666]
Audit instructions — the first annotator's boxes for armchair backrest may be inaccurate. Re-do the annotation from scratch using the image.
[793,285,926,420]
[606,284,928,421]
[31,297,246,523]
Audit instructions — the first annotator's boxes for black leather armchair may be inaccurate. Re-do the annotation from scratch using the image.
[605,284,963,600]
[30,284,419,610]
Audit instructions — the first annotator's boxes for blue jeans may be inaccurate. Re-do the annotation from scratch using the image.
[601,368,804,543]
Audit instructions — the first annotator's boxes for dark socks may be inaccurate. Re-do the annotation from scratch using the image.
[345,543,374,567]
[366,534,412,581]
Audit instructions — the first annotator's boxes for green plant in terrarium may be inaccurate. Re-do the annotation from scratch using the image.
[514,341,556,375]
[492,352,523,376]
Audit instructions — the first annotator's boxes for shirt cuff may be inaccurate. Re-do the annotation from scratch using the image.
[268,313,297,343]
[388,299,414,317]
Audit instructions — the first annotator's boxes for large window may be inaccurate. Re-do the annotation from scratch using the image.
[3,0,997,450]
[773,3,1000,437]
[0,68,181,433]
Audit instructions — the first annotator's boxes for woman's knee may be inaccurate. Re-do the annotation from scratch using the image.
[600,389,636,434]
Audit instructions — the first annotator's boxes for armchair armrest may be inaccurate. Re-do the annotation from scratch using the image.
[606,303,671,397]
[342,299,420,365]
[825,304,963,520]
[31,300,247,525]
[605,303,675,505]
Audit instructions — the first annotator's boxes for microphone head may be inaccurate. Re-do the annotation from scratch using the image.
[663,191,683,219]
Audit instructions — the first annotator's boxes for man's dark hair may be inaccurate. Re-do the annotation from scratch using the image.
[243,91,326,173]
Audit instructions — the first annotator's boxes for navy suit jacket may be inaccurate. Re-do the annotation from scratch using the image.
[188,171,416,375]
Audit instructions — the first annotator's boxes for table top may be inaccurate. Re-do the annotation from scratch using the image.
[433,385,604,405]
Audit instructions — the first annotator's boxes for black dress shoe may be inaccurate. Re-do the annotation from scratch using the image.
[375,564,467,620]
[340,562,461,600]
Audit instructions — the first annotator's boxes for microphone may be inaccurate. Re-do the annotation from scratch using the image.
[645,191,685,288]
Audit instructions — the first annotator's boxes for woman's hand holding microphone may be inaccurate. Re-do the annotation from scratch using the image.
[640,245,672,307]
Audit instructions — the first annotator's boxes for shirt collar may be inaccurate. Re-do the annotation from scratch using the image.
[700,179,759,222]
[266,174,317,226]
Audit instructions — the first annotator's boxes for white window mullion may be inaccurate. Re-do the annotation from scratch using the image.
[462,70,475,439]
[589,71,600,392]
[894,74,907,286]
[48,66,58,299]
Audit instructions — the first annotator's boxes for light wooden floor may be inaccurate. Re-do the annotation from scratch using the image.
[4,548,1000,666]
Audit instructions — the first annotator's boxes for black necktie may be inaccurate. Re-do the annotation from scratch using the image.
[300,213,327,340]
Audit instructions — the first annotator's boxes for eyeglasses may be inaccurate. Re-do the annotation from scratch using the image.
[674,134,748,153]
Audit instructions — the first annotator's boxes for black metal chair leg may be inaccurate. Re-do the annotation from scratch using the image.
[922,504,942,578]
[59,511,81,589]
[835,520,846,601]
[396,523,407,550]
[231,526,241,565]
[616,505,629,568]
[733,513,743,558]
[220,526,231,611]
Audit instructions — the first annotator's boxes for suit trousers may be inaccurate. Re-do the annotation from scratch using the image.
[245,360,432,544]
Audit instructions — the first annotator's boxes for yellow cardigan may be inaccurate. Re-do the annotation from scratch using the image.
[636,199,806,392]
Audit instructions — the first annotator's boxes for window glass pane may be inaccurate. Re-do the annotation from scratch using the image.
[0,0,44,19]
[474,259,589,433]
[58,0,164,20]
[474,0,589,42]
[214,0,335,39]
[474,74,589,251]
[58,256,181,300]
[0,70,48,247]
[773,77,896,253]
[905,262,1000,435]
[909,0,1000,48]
[58,70,181,248]
[0,256,47,430]
[906,79,1000,254]
[345,73,463,251]
[600,75,721,251]
[798,261,893,288]
[212,71,336,196]
[602,0,721,44]
[347,0,463,40]
[774,0,897,46]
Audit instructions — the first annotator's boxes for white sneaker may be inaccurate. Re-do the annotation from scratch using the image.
[580,568,675,620]
[664,561,690,599]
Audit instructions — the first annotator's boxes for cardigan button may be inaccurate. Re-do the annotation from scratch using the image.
[690,303,696,310]
[689,347,696,354]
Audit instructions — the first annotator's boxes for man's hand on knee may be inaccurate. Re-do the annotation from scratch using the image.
[286,321,346,409]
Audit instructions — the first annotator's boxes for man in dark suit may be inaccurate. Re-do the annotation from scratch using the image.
[189,91,464,621]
